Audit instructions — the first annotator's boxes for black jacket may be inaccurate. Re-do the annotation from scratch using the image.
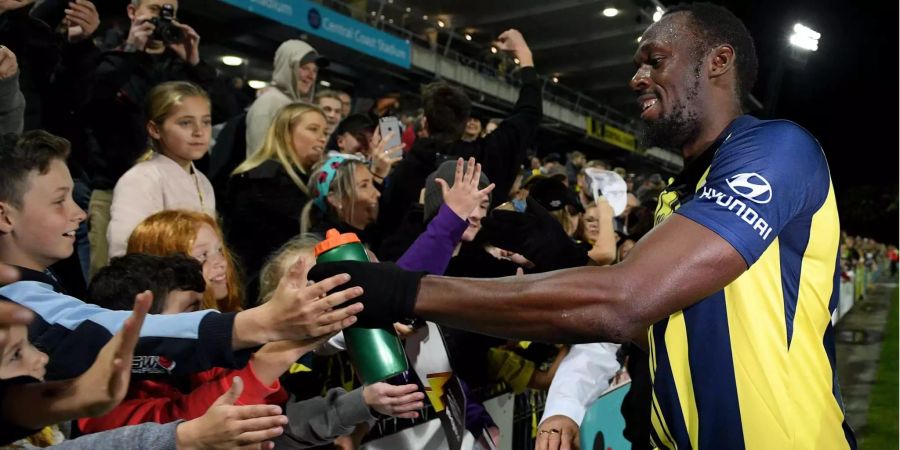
[222,160,311,302]
[0,8,99,178]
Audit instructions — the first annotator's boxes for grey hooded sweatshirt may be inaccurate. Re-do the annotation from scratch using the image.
[245,39,319,157]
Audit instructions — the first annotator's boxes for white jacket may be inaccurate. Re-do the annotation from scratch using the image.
[107,152,216,260]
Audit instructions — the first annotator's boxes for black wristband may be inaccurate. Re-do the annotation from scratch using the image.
[308,261,425,327]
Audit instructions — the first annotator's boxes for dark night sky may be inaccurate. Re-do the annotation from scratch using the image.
[671,0,898,242]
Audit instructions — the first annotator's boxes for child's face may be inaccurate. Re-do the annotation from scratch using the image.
[0,325,48,381]
[161,289,204,314]
[190,223,228,301]
[151,96,211,168]
[0,160,86,270]
[462,198,489,243]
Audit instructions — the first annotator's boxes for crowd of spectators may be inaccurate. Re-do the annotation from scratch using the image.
[0,1,891,449]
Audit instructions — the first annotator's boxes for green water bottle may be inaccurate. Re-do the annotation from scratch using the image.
[314,229,408,384]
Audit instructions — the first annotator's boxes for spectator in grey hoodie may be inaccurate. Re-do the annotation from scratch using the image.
[245,39,328,157]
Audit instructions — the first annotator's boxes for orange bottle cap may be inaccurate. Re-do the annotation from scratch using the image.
[314,229,362,257]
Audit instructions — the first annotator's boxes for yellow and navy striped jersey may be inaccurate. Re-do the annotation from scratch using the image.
[649,115,855,449]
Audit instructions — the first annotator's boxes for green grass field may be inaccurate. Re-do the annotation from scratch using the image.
[860,286,898,450]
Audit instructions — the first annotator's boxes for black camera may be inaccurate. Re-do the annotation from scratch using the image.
[149,4,184,45]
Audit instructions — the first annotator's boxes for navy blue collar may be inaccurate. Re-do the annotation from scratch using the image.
[667,115,756,201]
[11,266,64,293]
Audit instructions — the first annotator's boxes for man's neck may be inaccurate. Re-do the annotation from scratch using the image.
[680,107,742,163]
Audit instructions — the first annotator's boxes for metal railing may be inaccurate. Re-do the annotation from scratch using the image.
[316,0,641,134]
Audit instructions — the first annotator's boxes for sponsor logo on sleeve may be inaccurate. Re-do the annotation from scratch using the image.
[131,356,177,374]
[697,173,774,240]
[725,173,773,204]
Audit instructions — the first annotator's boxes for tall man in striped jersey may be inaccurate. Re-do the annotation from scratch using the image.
[310,3,855,449]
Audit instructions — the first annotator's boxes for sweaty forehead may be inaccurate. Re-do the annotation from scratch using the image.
[638,12,694,51]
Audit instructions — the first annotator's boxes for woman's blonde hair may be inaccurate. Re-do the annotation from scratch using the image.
[257,234,321,304]
[299,158,366,234]
[126,210,243,312]
[232,103,326,193]
[144,81,210,154]
[550,208,580,238]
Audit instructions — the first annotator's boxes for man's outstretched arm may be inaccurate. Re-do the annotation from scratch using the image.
[414,215,747,343]
[310,215,747,344]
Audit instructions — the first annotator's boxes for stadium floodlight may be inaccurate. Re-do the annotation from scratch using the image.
[602,7,619,17]
[248,80,267,89]
[789,23,820,51]
[220,56,243,66]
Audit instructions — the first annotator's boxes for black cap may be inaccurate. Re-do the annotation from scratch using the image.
[542,152,562,164]
[334,114,375,136]
[424,160,491,223]
[300,51,330,68]
[528,177,584,213]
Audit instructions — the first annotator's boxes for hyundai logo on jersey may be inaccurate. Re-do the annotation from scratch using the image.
[726,173,773,204]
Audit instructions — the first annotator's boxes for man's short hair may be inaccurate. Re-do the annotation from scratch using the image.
[421,81,471,143]
[315,89,342,103]
[665,2,759,102]
[334,113,375,137]
[0,131,71,208]
[88,253,206,314]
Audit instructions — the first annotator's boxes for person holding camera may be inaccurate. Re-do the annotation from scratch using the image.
[82,0,237,277]
[123,0,198,64]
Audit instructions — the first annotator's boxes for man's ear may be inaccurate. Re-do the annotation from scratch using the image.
[127,3,137,21]
[0,202,16,234]
[708,44,736,79]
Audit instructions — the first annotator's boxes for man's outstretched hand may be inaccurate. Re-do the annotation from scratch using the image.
[307,262,425,327]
